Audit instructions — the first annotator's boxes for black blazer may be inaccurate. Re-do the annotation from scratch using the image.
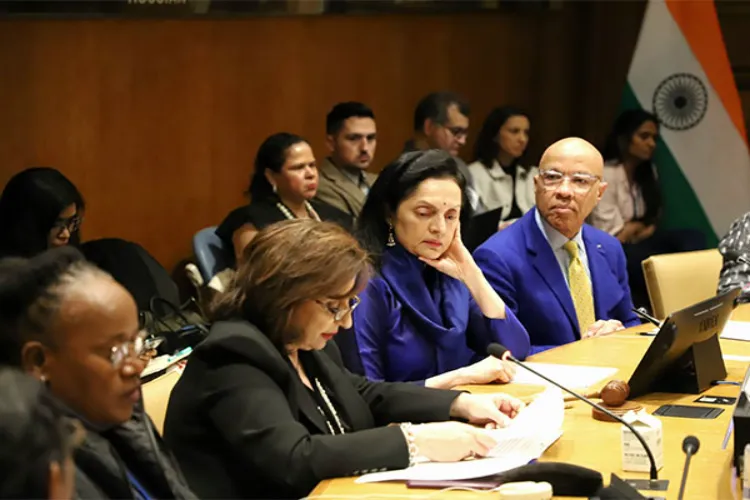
[163,319,460,499]
[74,407,196,500]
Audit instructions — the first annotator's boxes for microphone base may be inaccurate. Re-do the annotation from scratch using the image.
[622,478,669,491]
[592,474,668,499]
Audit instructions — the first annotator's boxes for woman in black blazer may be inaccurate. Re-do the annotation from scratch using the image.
[164,220,523,499]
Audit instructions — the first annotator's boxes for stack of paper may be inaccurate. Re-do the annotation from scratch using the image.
[511,362,617,389]
[720,320,750,342]
[356,388,564,483]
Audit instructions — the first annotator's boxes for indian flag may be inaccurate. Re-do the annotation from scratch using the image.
[621,0,750,246]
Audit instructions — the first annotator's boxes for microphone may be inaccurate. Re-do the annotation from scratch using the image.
[487,343,662,487]
[723,249,750,266]
[631,307,661,327]
[676,436,700,500]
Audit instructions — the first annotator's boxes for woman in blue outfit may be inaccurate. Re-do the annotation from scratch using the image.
[353,149,530,389]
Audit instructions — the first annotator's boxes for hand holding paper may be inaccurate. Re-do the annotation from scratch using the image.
[357,388,565,484]
[412,422,497,463]
[450,392,525,429]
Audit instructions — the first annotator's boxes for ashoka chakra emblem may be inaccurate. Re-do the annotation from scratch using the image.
[652,73,708,131]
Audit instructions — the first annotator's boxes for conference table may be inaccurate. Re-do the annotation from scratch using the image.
[310,306,750,499]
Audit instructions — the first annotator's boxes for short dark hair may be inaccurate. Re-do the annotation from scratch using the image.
[211,220,370,350]
[0,246,107,367]
[474,106,530,169]
[248,132,309,200]
[326,102,375,135]
[357,149,471,267]
[413,91,470,132]
[0,167,85,258]
[0,368,80,499]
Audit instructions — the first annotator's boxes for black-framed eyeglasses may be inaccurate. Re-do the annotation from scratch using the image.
[538,169,601,194]
[445,126,469,139]
[52,214,83,235]
[316,296,361,322]
[109,330,148,368]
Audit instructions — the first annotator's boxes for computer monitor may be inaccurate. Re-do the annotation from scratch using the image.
[465,207,503,252]
[628,288,741,399]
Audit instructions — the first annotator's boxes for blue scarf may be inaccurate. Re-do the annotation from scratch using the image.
[379,244,475,374]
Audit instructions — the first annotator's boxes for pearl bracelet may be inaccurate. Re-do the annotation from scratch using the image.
[399,422,419,467]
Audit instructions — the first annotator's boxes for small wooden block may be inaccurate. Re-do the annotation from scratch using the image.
[592,401,643,422]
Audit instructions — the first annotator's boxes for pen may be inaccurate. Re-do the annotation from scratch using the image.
[712,380,741,386]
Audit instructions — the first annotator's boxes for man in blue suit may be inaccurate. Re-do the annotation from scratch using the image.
[474,137,639,354]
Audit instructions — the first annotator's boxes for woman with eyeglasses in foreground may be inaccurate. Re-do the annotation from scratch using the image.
[0,167,84,259]
[0,367,83,499]
[0,247,196,500]
[163,219,524,500]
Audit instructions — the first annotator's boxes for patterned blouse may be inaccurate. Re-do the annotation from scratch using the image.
[718,211,750,300]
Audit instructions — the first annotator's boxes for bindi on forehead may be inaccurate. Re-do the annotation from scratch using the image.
[413,199,461,211]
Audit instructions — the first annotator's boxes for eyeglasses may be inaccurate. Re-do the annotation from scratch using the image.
[52,214,83,235]
[445,126,469,139]
[538,169,601,193]
[316,296,361,322]
[109,330,148,368]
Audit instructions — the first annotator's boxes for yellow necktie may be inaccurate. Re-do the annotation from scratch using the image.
[563,240,595,335]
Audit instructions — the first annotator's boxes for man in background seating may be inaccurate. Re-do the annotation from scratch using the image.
[315,102,378,218]
[404,91,481,211]
[474,137,640,354]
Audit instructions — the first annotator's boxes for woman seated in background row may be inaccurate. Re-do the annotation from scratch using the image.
[0,167,84,259]
[351,150,530,388]
[164,220,523,500]
[468,106,537,227]
[0,367,83,499]
[0,247,196,500]
[216,132,353,265]
[589,109,705,308]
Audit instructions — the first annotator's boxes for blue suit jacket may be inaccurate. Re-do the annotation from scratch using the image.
[351,244,530,383]
[474,209,639,354]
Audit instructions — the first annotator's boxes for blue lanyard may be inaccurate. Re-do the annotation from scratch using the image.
[125,469,152,500]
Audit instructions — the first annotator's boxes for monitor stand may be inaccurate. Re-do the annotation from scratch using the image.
[652,335,727,394]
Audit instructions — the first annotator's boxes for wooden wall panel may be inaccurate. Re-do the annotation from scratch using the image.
[719,1,750,138]
[0,5,647,270]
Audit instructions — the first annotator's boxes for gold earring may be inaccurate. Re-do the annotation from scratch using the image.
[386,223,396,247]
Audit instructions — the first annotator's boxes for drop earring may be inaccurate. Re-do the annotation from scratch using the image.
[272,184,278,194]
[386,223,396,247]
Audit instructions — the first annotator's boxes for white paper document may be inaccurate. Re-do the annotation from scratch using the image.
[723,354,750,362]
[720,320,750,342]
[511,362,617,389]
[356,388,564,483]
